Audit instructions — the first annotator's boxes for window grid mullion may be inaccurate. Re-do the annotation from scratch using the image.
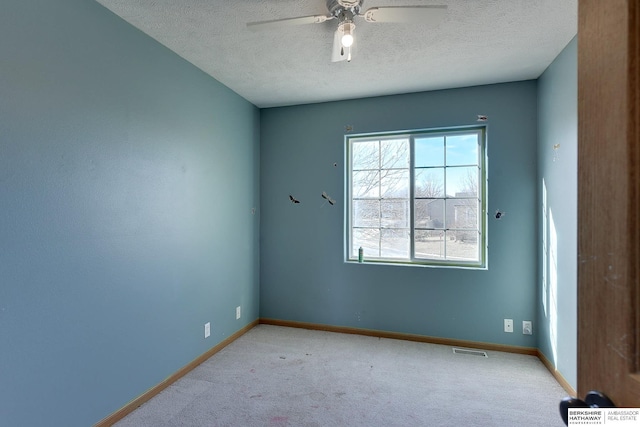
[378,141,382,258]
[443,135,448,259]
[410,136,416,261]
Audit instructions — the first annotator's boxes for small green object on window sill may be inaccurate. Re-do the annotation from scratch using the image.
[358,247,363,263]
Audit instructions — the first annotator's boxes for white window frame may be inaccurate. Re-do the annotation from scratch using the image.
[345,126,488,269]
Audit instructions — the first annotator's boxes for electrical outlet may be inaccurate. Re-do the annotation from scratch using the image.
[204,322,210,338]
[236,306,241,320]
[504,319,513,333]
[523,320,533,335]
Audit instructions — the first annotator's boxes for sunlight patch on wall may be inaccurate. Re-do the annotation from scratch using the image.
[542,179,548,318]
[549,208,559,367]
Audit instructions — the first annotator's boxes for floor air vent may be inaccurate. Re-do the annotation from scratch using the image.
[452,348,488,357]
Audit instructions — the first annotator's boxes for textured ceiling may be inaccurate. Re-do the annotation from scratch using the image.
[95,0,577,108]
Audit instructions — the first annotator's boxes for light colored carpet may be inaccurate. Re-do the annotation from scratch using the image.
[114,325,567,426]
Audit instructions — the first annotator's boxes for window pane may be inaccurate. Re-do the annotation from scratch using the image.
[352,140,379,170]
[353,200,379,227]
[447,230,479,261]
[381,139,409,169]
[452,199,479,230]
[415,168,444,197]
[446,134,478,166]
[381,169,409,198]
[353,228,379,258]
[415,137,444,167]
[415,230,446,260]
[347,127,485,267]
[381,199,409,228]
[380,229,409,258]
[415,199,444,229]
[446,166,478,197]
[353,170,380,198]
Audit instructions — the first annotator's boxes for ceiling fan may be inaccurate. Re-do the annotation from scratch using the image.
[247,0,447,62]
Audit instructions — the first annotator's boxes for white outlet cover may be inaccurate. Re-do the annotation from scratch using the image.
[236,306,241,320]
[523,321,533,335]
[504,319,514,333]
[204,322,210,338]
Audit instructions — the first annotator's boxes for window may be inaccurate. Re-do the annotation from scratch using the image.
[346,127,487,268]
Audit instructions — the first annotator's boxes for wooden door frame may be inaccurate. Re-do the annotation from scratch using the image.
[577,0,640,406]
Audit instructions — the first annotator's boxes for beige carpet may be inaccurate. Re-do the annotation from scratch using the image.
[115,324,567,426]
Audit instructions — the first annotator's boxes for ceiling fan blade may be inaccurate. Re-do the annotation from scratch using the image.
[363,5,447,24]
[247,14,333,31]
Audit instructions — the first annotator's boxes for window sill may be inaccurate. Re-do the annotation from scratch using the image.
[345,259,487,270]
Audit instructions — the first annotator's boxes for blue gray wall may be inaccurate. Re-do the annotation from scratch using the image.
[260,82,539,347]
[537,37,578,390]
[0,1,260,425]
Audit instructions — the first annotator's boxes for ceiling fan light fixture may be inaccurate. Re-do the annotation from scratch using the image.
[341,33,354,47]
[341,21,355,47]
